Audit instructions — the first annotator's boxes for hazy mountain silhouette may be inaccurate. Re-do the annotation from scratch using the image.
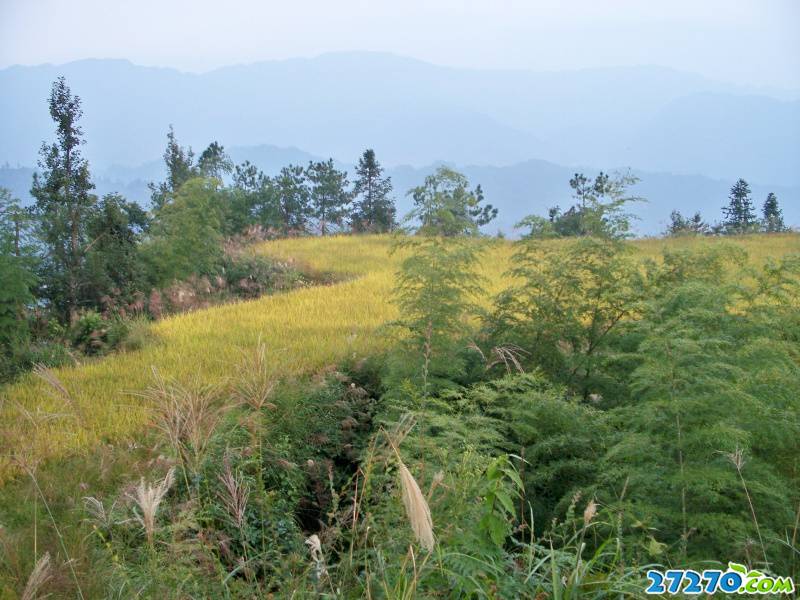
[1,53,797,185]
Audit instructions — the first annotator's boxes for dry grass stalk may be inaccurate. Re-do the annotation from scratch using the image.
[394,452,435,552]
[583,499,597,527]
[488,344,528,374]
[32,364,85,424]
[724,446,769,567]
[427,470,445,501]
[468,342,529,374]
[138,368,222,474]
[305,534,328,580]
[218,458,250,531]
[83,496,126,529]
[127,467,175,547]
[21,552,52,600]
[235,341,278,412]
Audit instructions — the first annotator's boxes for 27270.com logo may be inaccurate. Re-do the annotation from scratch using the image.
[645,563,795,595]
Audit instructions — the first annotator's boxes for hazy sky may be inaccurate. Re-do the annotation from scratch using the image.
[1,0,798,89]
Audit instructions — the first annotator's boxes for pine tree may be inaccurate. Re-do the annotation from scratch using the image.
[667,210,708,236]
[523,171,640,239]
[274,165,312,234]
[722,179,758,234]
[198,141,233,179]
[761,192,786,233]
[351,149,396,233]
[688,211,709,235]
[30,77,96,323]
[307,159,352,235]
[407,167,496,236]
[149,126,197,210]
[230,161,281,233]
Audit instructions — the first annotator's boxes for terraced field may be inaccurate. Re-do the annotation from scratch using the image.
[1,233,798,484]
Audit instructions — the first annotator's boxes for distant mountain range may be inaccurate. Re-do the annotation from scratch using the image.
[3,143,797,236]
[1,53,798,188]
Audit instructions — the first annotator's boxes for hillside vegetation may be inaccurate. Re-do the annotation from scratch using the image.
[2,233,800,598]
[5,233,795,482]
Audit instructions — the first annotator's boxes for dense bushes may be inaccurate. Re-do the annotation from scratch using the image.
[386,232,800,582]
[485,237,800,574]
[0,251,310,383]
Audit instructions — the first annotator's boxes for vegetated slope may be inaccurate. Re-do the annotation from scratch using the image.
[1,233,798,483]
[0,236,398,482]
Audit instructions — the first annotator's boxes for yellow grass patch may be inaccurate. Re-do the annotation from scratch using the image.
[1,233,798,483]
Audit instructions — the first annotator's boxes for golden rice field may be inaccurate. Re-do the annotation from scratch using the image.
[1,233,798,484]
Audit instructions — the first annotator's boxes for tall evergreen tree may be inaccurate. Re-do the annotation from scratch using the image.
[198,141,233,179]
[149,126,197,210]
[761,192,786,233]
[274,165,312,234]
[722,179,758,234]
[30,77,96,323]
[351,149,396,233]
[307,159,352,235]
[230,161,281,233]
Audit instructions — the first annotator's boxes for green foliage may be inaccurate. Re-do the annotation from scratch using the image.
[274,164,312,234]
[390,235,485,392]
[83,193,149,309]
[493,237,643,399]
[221,252,307,298]
[761,192,786,233]
[30,77,97,323]
[520,171,642,239]
[723,178,759,234]
[197,140,233,179]
[0,188,36,373]
[478,454,523,547]
[148,125,197,210]
[491,239,800,572]
[69,309,108,354]
[229,161,282,233]
[143,177,226,285]
[462,374,609,530]
[306,158,352,235]
[598,271,800,568]
[406,166,496,236]
[666,209,709,236]
[351,148,396,233]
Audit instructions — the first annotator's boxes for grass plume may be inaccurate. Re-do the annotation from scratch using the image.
[20,551,51,600]
[126,467,175,548]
